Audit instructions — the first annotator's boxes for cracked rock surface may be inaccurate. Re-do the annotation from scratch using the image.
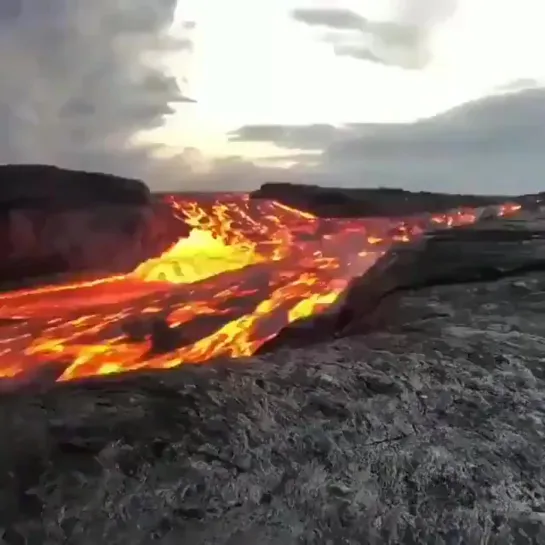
[2,224,545,543]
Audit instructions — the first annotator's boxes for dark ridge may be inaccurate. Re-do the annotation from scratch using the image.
[0,164,151,209]
[251,182,545,217]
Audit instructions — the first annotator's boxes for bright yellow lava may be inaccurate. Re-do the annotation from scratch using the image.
[131,229,264,284]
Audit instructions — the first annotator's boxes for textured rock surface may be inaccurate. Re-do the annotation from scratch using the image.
[0,165,179,288]
[2,217,545,543]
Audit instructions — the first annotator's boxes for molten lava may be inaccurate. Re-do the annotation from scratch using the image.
[0,195,521,382]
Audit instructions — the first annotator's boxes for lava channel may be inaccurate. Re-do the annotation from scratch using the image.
[0,195,521,382]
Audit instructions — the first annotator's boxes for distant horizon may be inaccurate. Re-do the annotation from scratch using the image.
[2,161,542,199]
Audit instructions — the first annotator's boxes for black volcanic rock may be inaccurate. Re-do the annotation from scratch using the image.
[0,165,157,288]
[0,164,151,208]
[251,182,541,217]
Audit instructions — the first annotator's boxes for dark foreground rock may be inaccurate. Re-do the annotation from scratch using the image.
[0,165,180,289]
[2,216,545,543]
[251,182,543,217]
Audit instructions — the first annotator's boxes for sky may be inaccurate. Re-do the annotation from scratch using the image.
[1,0,545,193]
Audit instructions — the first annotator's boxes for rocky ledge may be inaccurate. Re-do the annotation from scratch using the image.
[1,212,545,544]
[0,164,151,209]
[0,165,183,289]
[251,182,544,217]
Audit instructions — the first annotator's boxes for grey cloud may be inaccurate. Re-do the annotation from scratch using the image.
[292,8,365,30]
[253,153,322,164]
[0,0,21,20]
[0,0,193,183]
[330,26,428,69]
[322,88,545,194]
[228,88,545,195]
[228,124,352,149]
[156,153,300,192]
[292,1,457,70]
[331,43,385,64]
[495,78,542,94]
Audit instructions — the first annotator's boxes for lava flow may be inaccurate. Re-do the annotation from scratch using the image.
[0,195,521,382]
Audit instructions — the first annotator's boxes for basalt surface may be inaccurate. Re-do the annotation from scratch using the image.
[2,214,545,544]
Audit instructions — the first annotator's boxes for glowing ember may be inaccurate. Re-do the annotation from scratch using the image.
[0,196,521,382]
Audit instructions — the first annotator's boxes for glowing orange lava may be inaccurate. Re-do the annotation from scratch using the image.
[0,196,521,382]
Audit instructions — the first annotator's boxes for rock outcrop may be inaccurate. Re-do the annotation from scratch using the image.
[0,164,151,208]
[0,165,172,288]
[251,182,543,217]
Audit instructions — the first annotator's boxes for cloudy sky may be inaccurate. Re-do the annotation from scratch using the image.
[1,0,545,193]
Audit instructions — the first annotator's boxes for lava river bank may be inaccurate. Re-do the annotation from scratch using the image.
[0,195,521,384]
